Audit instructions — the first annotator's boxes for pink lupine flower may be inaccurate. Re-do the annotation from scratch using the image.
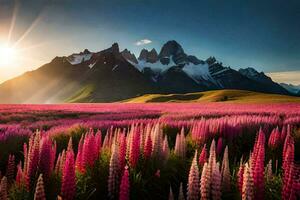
[144,132,152,160]
[103,127,114,149]
[39,137,52,180]
[61,150,76,200]
[16,162,25,188]
[174,128,186,159]
[187,150,199,200]
[139,125,147,155]
[280,125,288,142]
[268,127,280,149]
[108,141,120,199]
[282,165,294,200]
[211,162,221,200]
[242,163,254,200]
[90,132,100,165]
[60,150,67,174]
[282,140,295,200]
[75,135,84,172]
[191,121,209,145]
[119,166,130,200]
[289,164,300,200]
[283,126,293,169]
[118,133,127,171]
[34,174,46,200]
[67,137,73,152]
[55,153,62,175]
[129,127,140,168]
[208,140,216,172]
[221,146,230,192]
[6,154,15,184]
[251,129,265,200]
[0,176,8,200]
[77,130,101,172]
[162,136,170,161]
[95,130,102,154]
[169,186,174,200]
[26,131,41,189]
[82,133,95,168]
[199,144,207,167]
[200,162,210,200]
[23,143,28,177]
[237,157,244,194]
[216,137,223,156]
[151,124,163,158]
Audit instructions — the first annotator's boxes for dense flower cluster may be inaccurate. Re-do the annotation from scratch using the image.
[0,104,299,199]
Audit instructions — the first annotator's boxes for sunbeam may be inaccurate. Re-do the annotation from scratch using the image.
[7,0,19,45]
[12,14,43,48]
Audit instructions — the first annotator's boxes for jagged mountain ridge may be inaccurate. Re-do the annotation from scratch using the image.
[280,83,300,95]
[0,40,291,103]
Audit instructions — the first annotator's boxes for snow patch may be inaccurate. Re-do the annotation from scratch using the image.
[67,53,92,65]
[88,62,96,68]
[128,56,176,73]
[182,63,213,81]
[112,65,119,71]
[211,68,229,76]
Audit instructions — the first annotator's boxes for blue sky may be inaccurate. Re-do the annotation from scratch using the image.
[0,0,299,83]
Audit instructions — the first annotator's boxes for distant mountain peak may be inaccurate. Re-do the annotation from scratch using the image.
[100,42,120,55]
[82,49,91,54]
[205,57,217,66]
[138,48,158,63]
[109,42,119,54]
[159,40,185,59]
[121,48,138,64]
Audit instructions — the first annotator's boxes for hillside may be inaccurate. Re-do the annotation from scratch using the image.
[123,89,300,103]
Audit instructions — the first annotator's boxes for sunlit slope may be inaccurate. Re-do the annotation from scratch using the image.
[123,89,300,103]
[66,84,95,103]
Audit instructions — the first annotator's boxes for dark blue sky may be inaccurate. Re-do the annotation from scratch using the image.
[0,0,299,82]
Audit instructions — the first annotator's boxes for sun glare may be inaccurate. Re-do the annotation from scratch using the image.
[0,45,17,68]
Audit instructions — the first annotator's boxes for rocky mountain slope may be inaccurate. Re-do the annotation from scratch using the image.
[0,40,291,103]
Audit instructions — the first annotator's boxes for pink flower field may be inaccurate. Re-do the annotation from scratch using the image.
[0,103,299,200]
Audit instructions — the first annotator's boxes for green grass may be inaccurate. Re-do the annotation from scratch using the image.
[123,89,300,103]
[66,84,95,103]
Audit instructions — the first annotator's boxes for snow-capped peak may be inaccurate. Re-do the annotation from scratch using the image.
[67,52,93,65]
[129,56,176,73]
[182,62,217,84]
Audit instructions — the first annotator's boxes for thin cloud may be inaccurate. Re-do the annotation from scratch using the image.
[135,39,152,46]
[267,70,300,85]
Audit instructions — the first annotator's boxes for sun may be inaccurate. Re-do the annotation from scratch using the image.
[0,45,17,68]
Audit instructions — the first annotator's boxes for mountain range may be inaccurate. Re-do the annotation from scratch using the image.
[0,40,295,103]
